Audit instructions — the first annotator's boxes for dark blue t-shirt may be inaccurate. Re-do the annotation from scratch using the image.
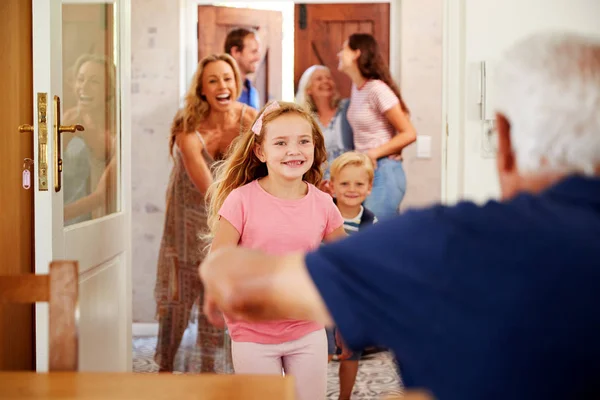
[306,176,600,400]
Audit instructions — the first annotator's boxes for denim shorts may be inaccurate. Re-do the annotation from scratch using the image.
[364,158,406,220]
[326,327,362,361]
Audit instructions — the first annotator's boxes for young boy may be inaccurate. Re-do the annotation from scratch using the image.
[327,151,377,400]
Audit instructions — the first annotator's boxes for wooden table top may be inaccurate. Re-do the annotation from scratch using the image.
[0,372,295,399]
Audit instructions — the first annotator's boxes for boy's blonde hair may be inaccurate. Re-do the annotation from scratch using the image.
[329,151,375,183]
[205,101,327,239]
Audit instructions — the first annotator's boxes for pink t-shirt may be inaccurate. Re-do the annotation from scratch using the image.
[218,179,344,344]
[347,79,400,152]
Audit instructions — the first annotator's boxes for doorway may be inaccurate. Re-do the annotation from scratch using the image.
[294,3,390,98]
[132,0,444,334]
[196,5,282,107]
[131,1,441,397]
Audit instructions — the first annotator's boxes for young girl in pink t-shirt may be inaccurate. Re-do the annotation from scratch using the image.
[203,101,346,400]
[338,33,417,220]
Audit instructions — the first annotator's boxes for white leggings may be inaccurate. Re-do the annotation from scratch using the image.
[231,329,328,400]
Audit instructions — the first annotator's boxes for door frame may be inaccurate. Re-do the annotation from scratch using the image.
[181,0,464,206]
[441,0,465,205]
[31,0,132,372]
[180,0,399,103]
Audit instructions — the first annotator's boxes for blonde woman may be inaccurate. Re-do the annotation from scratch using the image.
[154,53,256,373]
[62,54,117,224]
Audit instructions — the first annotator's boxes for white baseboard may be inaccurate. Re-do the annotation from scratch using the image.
[132,322,159,337]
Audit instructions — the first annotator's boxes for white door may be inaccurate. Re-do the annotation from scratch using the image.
[32,0,132,372]
[444,0,600,204]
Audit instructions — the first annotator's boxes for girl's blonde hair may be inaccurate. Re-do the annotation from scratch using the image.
[169,53,242,156]
[295,65,341,113]
[205,101,327,238]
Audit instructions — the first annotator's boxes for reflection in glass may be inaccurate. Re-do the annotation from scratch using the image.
[61,4,119,226]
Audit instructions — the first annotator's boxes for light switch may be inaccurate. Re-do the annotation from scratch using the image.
[416,135,432,159]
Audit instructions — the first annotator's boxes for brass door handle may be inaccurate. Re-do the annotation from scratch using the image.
[59,124,84,134]
[53,96,85,192]
[19,124,34,134]
[19,94,48,191]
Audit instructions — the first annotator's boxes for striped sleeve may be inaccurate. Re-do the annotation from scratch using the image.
[369,80,399,114]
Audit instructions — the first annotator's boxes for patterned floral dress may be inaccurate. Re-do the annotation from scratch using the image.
[153,131,233,373]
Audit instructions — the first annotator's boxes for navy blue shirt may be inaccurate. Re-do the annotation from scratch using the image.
[306,176,600,400]
[238,78,260,109]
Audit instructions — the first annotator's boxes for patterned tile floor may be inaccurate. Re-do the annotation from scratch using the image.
[133,336,403,399]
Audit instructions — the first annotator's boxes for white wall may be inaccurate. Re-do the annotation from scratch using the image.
[447,0,600,204]
[400,0,443,210]
[131,0,180,323]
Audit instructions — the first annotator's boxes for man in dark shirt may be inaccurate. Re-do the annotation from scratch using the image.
[224,28,261,109]
[201,32,600,400]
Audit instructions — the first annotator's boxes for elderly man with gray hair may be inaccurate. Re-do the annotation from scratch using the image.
[200,31,600,400]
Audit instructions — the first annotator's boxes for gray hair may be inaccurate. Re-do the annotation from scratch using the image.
[494,31,600,175]
[295,65,340,113]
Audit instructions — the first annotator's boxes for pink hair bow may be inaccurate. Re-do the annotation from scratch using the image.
[251,101,280,135]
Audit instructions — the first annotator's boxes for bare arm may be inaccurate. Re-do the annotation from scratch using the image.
[202,217,241,327]
[200,247,334,327]
[369,104,417,160]
[176,132,213,194]
[324,225,347,242]
[63,156,116,222]
[209,217,241,252]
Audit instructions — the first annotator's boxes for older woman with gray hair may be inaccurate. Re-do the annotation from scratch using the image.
[296,65,353,188]
[200,31,600,400]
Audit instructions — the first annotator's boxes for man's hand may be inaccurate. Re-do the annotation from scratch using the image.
[199,247,334,326]
[200,247,279,323]
[366,148,380,170]
[203,294,225,328]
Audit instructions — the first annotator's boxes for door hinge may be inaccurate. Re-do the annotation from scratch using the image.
[299,4,307,30]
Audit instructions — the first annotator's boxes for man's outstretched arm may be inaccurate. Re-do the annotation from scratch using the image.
[199,247,334,327]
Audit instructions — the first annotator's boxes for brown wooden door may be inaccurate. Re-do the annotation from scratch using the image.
[0,0,35,370]
[198,6,283,107]
[294,3,390,98]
